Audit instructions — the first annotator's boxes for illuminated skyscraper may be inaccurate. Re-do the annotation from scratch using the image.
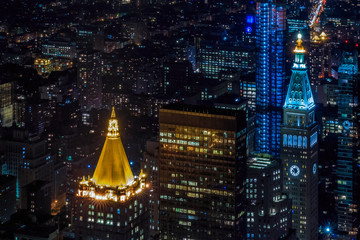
[159,104,247,239]
[335,49,360,238]
[255,0,286,156]
[72,108,149,240]
[280,35,318,240]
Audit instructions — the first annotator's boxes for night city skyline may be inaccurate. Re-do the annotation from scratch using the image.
[0,0,359,240]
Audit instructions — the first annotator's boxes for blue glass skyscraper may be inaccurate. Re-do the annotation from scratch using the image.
[255,0,286,156]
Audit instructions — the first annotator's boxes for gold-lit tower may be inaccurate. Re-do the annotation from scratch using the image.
[72,107,149,240]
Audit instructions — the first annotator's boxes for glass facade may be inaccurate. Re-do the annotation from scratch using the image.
[255,0,286,156]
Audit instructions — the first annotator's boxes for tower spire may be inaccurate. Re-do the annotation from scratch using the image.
[92,109,134,187]
[108,107,120,138]
[283,34,315,111]
[111,106,116,118]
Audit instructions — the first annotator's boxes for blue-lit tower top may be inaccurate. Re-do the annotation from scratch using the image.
[284,34,315,112]
[281,35,318,240]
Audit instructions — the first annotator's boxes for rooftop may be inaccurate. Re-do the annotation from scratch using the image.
[92,107,134,187]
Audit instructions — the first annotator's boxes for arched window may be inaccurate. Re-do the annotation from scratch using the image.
[303,136,307,148]
[293,135,297,148]
[298,136,302,148]
[283,134,288,147]
[288,135,292,147]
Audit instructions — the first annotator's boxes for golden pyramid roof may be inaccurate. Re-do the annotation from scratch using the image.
[92,107,134,187]
[312,34,320,42]
[320,31,327,40]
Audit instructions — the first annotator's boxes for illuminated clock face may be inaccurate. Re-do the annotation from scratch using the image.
[342,120,351,130]
[290,165,300,177]
[313,163,317,175]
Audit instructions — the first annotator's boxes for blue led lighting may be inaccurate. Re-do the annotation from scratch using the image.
[247,15,254,24]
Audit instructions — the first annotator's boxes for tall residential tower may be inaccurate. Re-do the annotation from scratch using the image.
[280,35,318,240]
[255,0,286,155]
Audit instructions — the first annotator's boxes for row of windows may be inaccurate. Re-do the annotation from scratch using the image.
[283,134,307,148]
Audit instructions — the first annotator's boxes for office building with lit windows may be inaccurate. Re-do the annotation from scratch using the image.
[280,35,318,240]
[255,0,286,156]
[198,45,255,79]
[246,154,294,240]
[159,104,247,239]
[72,108,149,240]
[335,49,360,238]
[42,40,77,59]
[0,80,14,127]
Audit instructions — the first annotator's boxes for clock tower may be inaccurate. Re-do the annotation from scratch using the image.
[280,34,318,240]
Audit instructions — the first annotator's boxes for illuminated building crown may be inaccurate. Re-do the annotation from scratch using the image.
[284,34,315,110]
[92,107,135,187]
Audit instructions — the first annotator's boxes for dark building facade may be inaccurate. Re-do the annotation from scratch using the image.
[335,49,360,239]
[246,154,293,240]
[21,180,52,215]
[0,175,16,223]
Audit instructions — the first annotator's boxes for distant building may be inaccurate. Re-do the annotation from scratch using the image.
[309,32,328,89]
[77,51,102,112]
[141,140,160,237]
[159,104,247,239]
[162,61,193,96]
[198,45,255,79]
[72,108,150,240]
[76,26,104,51]
[21,180,52,215]
[246,154,293,240]
[0,175,16,224]
[14,225,59,240]
[0,128,54,200]
[335,49,360,238]
[42,39,77,59]
[34,58,54,77]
